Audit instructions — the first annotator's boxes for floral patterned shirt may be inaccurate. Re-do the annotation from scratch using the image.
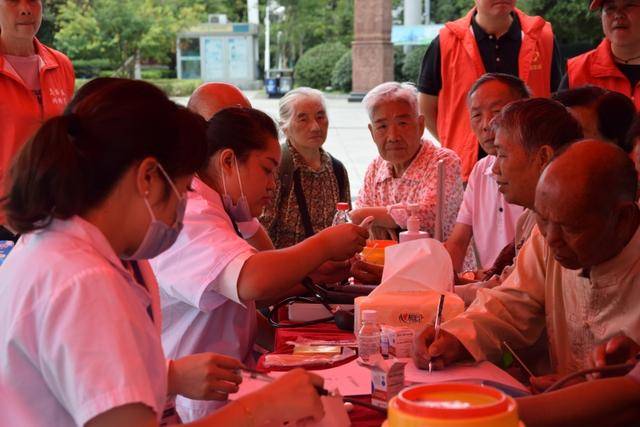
[260,141,350,249]
[356,139,464,241]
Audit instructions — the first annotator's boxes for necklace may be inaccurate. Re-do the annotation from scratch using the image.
[612,52,640,64]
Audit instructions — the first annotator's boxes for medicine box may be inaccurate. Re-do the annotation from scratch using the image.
[371,359,406,409]
[381,325,414,358]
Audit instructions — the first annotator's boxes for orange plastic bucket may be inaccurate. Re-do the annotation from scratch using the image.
[385,383,523,427]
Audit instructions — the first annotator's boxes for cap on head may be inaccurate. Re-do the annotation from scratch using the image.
[589,0,603,11]
[187,82,251,121]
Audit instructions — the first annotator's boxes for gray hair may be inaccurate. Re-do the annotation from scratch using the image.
[362,82,419,119]
[278,87,327,133]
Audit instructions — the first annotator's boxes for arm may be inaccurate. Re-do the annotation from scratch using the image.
[86,370,327,427]
[236,223,368,301]
[439,228,548,363]
[445,223,473,273]
[419,93,439,141]
[517,377,640,427]
[245,225,275,251]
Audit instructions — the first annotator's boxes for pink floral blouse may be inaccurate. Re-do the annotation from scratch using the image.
[356,139,464,241]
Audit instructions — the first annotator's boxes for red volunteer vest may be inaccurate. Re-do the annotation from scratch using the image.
[437,8,554,180]
[568,38,640,110]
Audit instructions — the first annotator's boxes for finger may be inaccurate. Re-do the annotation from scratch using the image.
[209,367,243,384]
[429,357,446,370]
[210,380,240,394]
[428,336,448,358]
[213,354,243,369]
[593,344,607,367]
[306,372,325,389]
[206,390,230,401]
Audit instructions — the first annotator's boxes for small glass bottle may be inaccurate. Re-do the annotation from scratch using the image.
[358,309,381,362]
[332,202,350,226]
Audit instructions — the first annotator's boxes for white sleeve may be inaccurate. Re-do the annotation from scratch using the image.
[38,268,166,426]
[201,251,253,309]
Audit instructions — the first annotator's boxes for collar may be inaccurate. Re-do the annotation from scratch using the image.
[45,215,130,277]
[590,215,640,281]
[483,155,496,177]
[471,11,521,42]
[374,140,432,185]
[192,176,224,207]
[590,38,630,80]
[0,38,60,83]
[287,140,332,173]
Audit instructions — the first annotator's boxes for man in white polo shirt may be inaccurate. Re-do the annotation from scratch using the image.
[445,73,528,274]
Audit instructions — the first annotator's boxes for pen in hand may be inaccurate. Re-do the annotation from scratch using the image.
[240,367,329,396]
[428,294,445,374]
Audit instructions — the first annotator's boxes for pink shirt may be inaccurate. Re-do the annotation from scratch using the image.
[4,54,41,92]
[456,155,524,269]
[356,139,464,240]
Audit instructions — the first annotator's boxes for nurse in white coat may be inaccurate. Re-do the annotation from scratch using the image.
[151,107,368,421]
[0,79,326,427]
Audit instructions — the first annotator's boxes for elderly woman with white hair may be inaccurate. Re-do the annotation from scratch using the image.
[261,87,351,249]
[350,82,464,244]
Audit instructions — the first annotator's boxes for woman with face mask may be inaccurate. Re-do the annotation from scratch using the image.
[150,107,368,422]
[0,80,326,427]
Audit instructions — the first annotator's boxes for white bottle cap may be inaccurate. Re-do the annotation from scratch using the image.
[362,309,377,322]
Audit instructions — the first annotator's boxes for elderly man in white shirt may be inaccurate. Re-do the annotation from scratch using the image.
[445,73,528,274]
[414,139,640,386]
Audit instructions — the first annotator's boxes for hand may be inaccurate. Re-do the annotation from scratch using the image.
[316,223,368,261]
[529,373,585,394]
[412,326,469,370]
[592,334,640,378]
[350,258,383,285]
[242,368,325,425]
[309,260,351,284]
[168,353,243,400]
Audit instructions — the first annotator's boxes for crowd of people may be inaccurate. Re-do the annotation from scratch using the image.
[0,0,639,426]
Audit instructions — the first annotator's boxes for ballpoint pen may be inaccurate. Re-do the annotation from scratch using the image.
[240,367,329,396]
[502,340,535,378]
[428,294,445,374]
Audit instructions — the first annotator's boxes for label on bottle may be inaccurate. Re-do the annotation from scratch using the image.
[358,332,381,362]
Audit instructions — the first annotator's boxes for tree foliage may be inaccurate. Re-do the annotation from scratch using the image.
[294,42,348,89]
[53,0,241,71]
[272,0,353,67]
[331,49,352,92]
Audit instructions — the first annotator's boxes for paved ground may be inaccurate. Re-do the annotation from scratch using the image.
[174,91,379,198]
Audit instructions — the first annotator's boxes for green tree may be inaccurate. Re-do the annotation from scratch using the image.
[273,0,353,67]
[55,0,205,74]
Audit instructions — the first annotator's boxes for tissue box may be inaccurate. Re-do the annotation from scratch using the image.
[371,358,406,408]
[381,326,414,358]
[354,290,464,336]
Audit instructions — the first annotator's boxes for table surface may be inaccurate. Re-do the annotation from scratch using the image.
[261,321,387,426]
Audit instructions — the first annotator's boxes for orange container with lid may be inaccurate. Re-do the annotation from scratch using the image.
[385,383,523,427]
[361,240,396,265]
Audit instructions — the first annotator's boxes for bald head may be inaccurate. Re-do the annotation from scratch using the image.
[534,140,639,269]
[538,140,637,212]
[187,83,251,120]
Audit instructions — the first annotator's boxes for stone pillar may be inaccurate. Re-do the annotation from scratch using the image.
[349,0,394,102]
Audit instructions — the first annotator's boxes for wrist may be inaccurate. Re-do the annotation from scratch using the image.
[166,359,178,396]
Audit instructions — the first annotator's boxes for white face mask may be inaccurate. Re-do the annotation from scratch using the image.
[122,163,185,260]
[221,154,252,223]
